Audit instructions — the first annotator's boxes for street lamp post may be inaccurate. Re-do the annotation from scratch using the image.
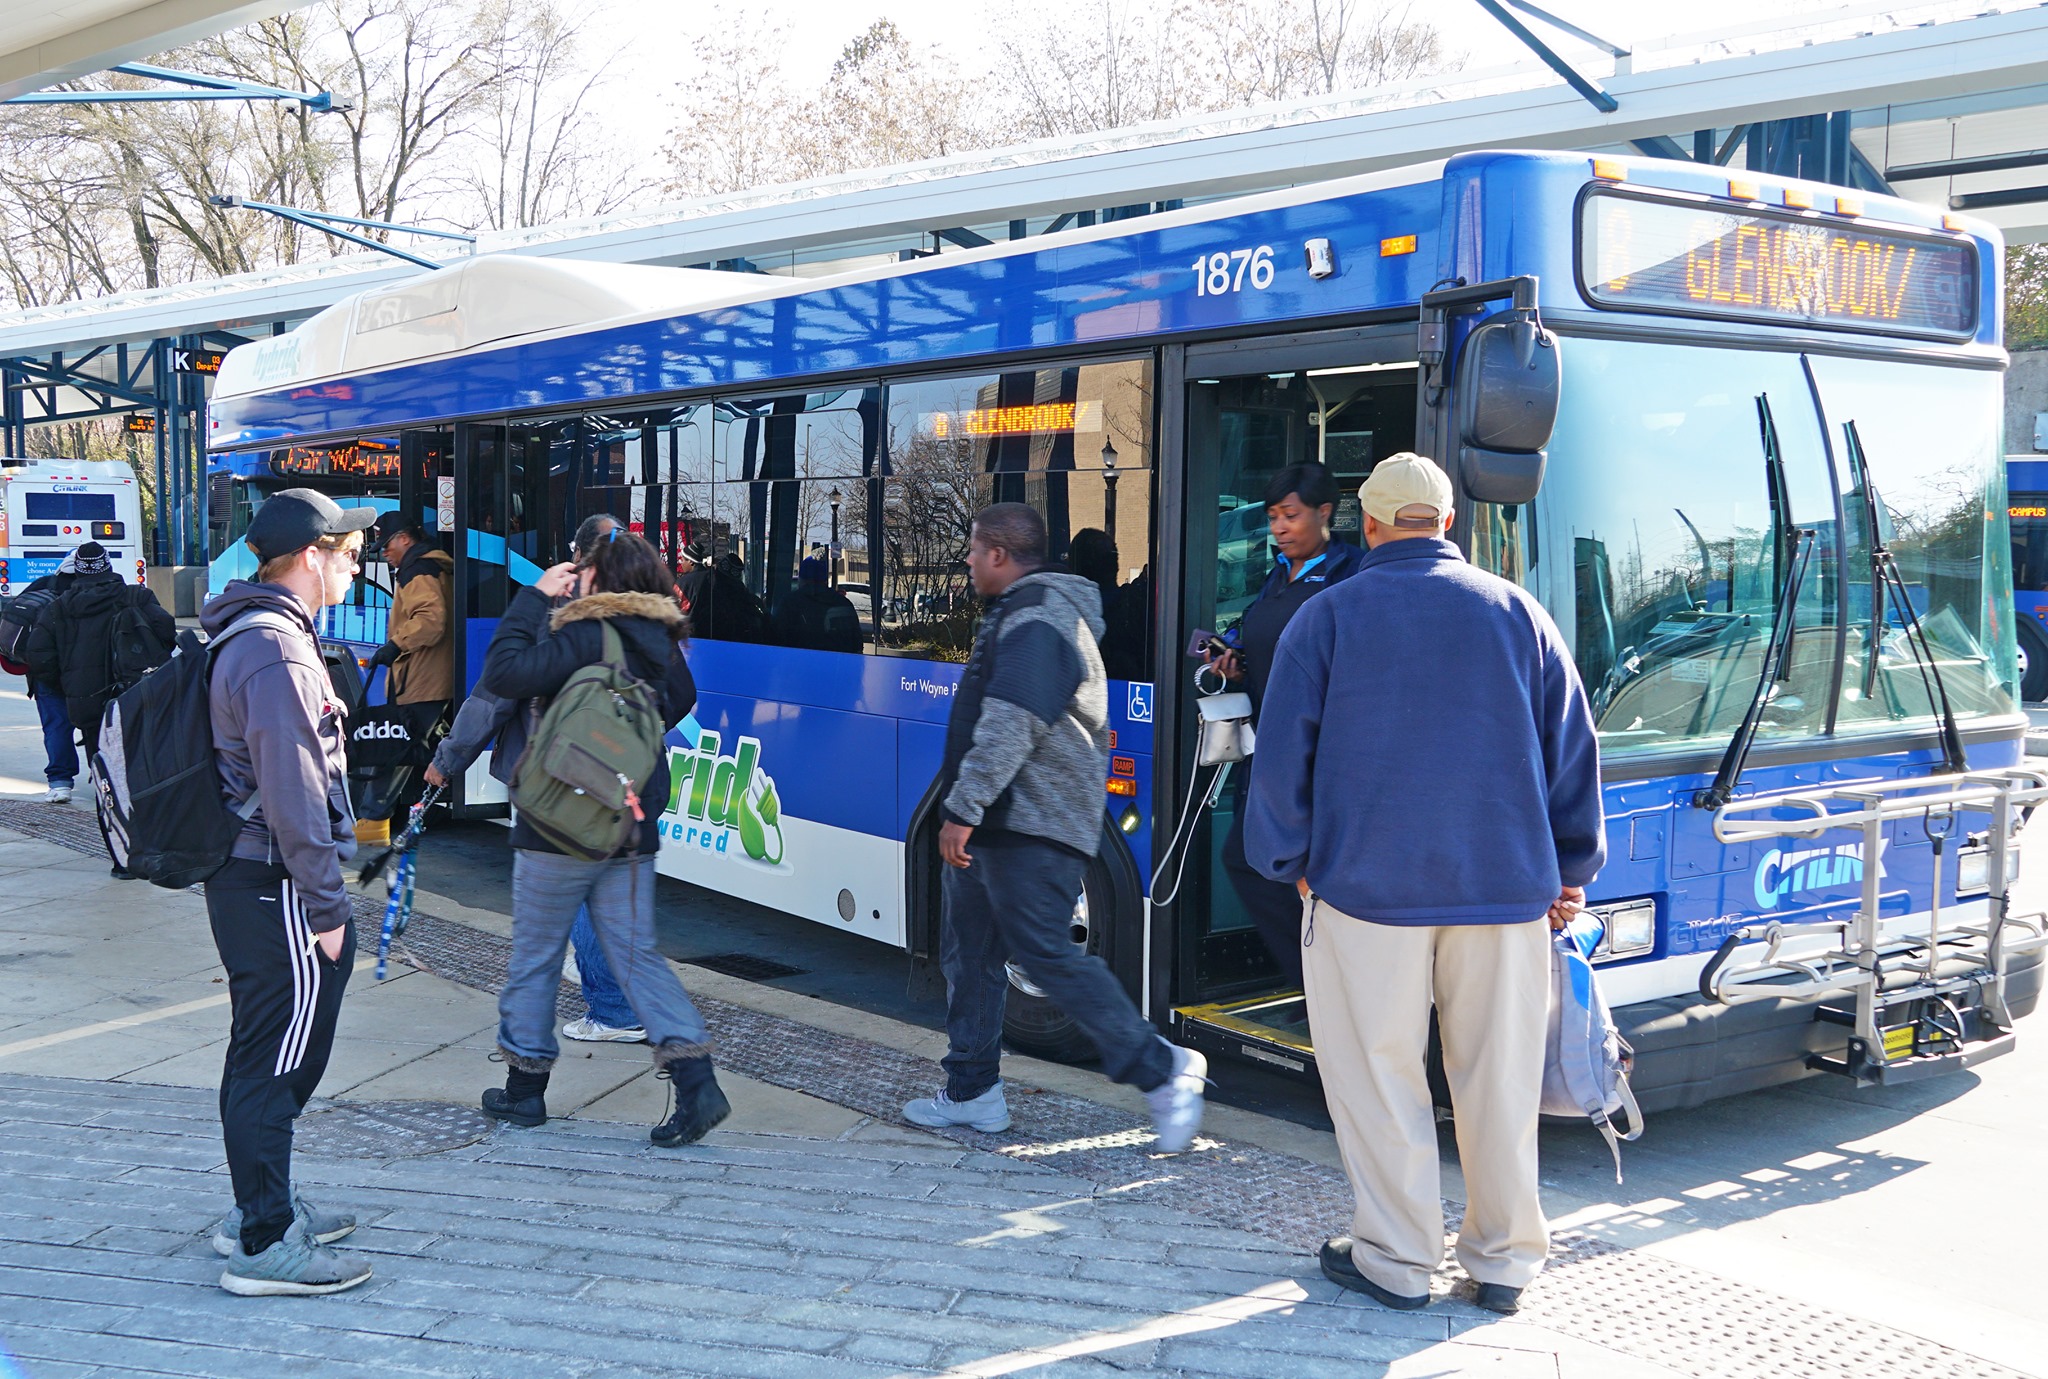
[1099,439,1120,563]
[828,486,842,586]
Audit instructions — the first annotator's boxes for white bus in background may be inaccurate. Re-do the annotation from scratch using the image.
[0,458,149,597]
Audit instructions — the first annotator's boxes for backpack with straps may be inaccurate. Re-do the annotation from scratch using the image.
[0,586,57,669]
[106,597,172,695]
[1541,918,1644,1182]
[92,613,289,889]
[511,622,666,861]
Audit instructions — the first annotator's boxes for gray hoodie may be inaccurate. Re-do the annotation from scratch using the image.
[202,581,357,933]
[938,570,1109,858]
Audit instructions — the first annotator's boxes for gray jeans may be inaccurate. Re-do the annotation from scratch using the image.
[498,850,711,1072]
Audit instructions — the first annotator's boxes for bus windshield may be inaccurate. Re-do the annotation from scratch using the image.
[1536,338,2015,757]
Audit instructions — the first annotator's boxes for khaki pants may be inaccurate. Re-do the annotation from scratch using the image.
[1303,897,1551,1296]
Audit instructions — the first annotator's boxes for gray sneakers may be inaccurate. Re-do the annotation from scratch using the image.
[1144,1042,1209,1153]
[219,1219,372,1297]
[211,1192,357,1257]
[904,1081,1012,1132]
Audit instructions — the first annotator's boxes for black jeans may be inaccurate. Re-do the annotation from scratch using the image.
[206,859,354,1254]
[939,835,1170,1101]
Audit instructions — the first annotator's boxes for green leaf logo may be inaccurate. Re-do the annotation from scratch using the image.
[737,771,784,863]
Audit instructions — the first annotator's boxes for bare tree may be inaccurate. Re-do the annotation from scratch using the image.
[997,1,1195,141]
[784,21,985,180]
[662,13,802,198]
[459,0,656,230]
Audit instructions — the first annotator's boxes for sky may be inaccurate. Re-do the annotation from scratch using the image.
[591,0,1894,179]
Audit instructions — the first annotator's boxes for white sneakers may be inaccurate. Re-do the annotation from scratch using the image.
[903,1042,1210,1152]
[1143,1042,1210,1153]
[43,784,71,805]
[903,1082,1012,1133]
[561,1017,646,1043]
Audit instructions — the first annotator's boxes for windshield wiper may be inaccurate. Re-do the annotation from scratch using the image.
[1696,528,1815,809]
[1697,395,1810,810]
[1842,421,1969,775]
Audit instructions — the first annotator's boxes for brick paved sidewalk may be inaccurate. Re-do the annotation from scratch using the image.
[0,1071,1584,1379]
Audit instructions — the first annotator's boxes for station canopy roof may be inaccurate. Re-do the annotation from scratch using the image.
[10,0,2048,364]
[0,0,305,102]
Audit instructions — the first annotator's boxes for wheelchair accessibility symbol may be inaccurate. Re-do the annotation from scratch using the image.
[1126,683,1154,723]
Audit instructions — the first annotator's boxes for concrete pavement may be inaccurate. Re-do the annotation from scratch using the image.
[0,683,2044,1378]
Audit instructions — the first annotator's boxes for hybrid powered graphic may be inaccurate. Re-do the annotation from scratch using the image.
[660,731,784,865]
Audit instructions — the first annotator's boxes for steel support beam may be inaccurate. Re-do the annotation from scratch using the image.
[1890,147,2048,182]
[209,196,467,271]
[5,61,341,111]
[1949,185,2048,212]
[1472,0,1621,114]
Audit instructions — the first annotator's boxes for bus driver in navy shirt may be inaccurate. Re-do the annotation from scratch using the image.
[1206,462,1364,984]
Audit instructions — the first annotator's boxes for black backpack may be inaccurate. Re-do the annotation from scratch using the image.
[0,586,57,666]
[92,614,289,889]
[106,597,171,695]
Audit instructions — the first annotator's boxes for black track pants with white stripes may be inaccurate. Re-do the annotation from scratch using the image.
[206,858,354,1256]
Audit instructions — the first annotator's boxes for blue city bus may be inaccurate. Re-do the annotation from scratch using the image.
[207,149,2040,1107]
[2007,455,2048,701]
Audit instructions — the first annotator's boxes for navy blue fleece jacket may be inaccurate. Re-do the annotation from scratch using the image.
[1244,537,1606,925]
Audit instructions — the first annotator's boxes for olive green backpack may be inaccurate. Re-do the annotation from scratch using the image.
[512,623,665,860]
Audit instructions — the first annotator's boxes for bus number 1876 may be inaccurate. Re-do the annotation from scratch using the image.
[1193,246,1275,296]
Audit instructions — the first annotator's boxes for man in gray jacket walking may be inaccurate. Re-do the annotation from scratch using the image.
[903,503,1208,1149]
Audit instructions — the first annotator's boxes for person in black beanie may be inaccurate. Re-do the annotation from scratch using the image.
[24,541,174,875]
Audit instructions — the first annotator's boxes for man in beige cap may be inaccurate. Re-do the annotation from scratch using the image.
[1244,452,1605,1314]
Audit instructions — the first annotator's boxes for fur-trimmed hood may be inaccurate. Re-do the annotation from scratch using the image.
[548,590,687,634]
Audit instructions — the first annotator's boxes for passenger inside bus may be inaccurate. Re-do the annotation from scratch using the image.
[770,556,863,653]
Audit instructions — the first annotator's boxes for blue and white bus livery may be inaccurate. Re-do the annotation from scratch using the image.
[207,148,2039,1108]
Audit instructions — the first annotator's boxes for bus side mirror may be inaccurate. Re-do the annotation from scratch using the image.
[1456,310,1560,506]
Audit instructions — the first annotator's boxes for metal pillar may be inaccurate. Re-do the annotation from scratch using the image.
[152,340,170,567]
[2,361,24,455]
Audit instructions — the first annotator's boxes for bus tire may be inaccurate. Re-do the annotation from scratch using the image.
[1000,823,1130,1065]
[2020,617,2048,703]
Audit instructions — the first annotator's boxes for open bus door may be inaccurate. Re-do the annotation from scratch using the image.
[1163,323,1422,1079]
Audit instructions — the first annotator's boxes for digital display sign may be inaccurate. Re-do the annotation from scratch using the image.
[2012,505,2047,519]
[1580,191,1976,338]
[929,400,1103,439]
[268,442,399,478]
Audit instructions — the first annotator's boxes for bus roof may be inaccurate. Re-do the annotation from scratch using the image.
[0,458,140,482]
[209,148,1998,452]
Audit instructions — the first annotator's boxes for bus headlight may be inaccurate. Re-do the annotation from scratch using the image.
[1956,841,1993,898]
[1588,898,1656,962]
[1117,806,1141,834]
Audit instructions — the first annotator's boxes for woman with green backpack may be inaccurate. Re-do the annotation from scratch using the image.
[476,530,729,1146]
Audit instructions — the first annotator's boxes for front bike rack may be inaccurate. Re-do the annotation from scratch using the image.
[1707,768,2048,1085]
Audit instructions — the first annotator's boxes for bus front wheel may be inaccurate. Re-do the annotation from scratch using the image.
[2021,617,2048,703]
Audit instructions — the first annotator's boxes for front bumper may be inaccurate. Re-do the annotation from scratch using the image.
[1619,950,2044,1113]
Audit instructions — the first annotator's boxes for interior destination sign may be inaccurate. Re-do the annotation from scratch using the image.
[1579,192,1976,337]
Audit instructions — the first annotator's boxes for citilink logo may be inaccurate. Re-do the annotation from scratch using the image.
[660,730,784,864]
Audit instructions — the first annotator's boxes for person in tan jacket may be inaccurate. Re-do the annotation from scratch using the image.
[367,515,454,705]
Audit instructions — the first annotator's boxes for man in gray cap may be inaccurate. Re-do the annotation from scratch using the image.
[1245,453,1605,1317]
[200,489,379,1297]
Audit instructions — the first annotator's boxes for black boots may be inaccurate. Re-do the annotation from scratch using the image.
[650,1059,730,1147]
[482,1067,549,1128]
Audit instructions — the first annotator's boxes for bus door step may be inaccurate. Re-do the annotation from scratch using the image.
[1173,994,1319,1083]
